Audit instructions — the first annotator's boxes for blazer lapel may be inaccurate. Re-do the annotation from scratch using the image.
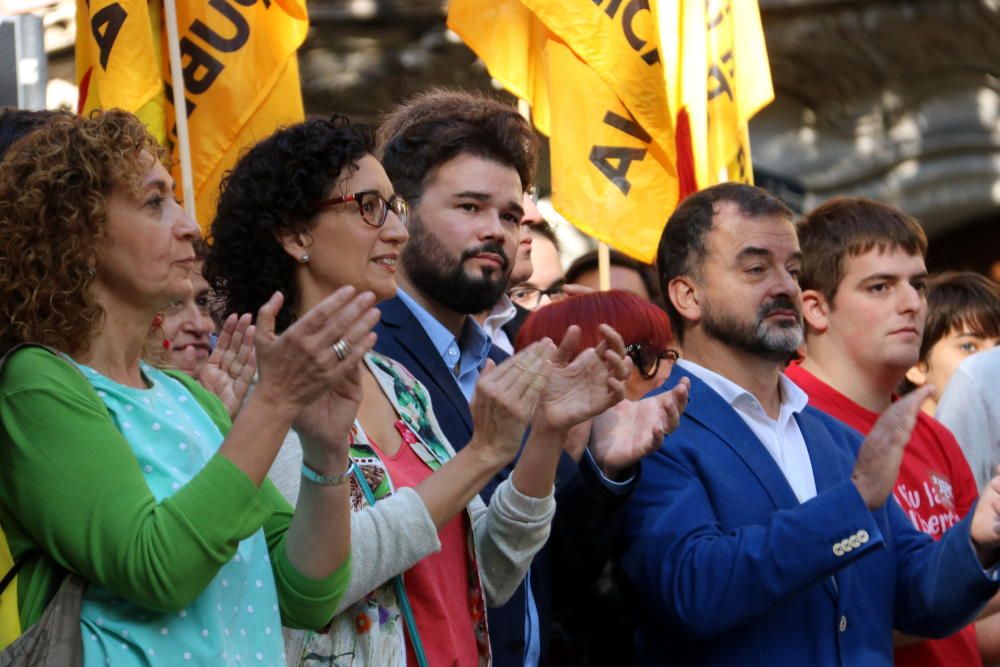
[377,297,474,436]
[669,367,801,512]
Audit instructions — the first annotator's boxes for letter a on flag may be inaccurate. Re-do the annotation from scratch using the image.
[448,0,773,264]
[76,0,309,231]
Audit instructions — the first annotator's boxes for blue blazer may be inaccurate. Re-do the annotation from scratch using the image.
[375,295,632,666]
[619,366,999,667]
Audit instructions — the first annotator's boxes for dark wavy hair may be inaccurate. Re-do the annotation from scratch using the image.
[376,88,539,205]
[205,117,376,333]
[0,109,164,355]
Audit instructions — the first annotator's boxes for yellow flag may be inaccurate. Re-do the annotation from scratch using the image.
[165,0,308,229]
[448,0,773,264]
[76,0,167,142]
[448,0,679,263]
[546,41,676,263]
[77,0,308,230]
[656,0,773,187]
[0,529,20,649]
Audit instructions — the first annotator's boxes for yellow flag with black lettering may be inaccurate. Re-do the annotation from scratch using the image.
[166,0,308,228]
[448,0,773,264]
[656,0,773,187]
[77,0,308,230]
[76,0,167,143]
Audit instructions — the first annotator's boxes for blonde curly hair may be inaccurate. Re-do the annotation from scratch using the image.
[0,109,165,356]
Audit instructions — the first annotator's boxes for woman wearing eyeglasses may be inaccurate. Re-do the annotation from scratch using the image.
[513,288,680,665]
[205,117,631,667]
[516,290,679,401]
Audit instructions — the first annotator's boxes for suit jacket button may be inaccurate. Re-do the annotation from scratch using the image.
[841,539,852,553]
[839,615,848,632]
[833,543,844,557]
[858,529,869,543]
[848,535,861,549]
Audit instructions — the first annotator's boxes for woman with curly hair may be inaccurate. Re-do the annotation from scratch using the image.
[205,117,630,667]
[0,110,372,664]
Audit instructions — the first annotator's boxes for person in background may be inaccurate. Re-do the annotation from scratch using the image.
[514,289,682,667]
[566,248,664,308]
[509,222,566,313]
[517,290,677,402]
[619,182,1000,667]
[160,238,217,376]
[0,110,363,665]
[206,116,633,667]
[787,196,989,667]
[899,271,1000,415]
[0,107,66,159]
[478,192,545,353]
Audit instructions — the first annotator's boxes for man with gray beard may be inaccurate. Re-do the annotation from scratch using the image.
[617,182,1000,667]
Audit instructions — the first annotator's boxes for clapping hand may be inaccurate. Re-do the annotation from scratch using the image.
[197,313,257,418]
[588,378,689,479]
[253,287,380,460]
[533,325,630,432]
[971,466,1000,567]
[467,340,557,468]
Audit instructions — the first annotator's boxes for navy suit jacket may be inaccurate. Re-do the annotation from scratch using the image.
[619,366,999,666]
[375,295,632,666]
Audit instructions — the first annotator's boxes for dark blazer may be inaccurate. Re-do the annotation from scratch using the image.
[375,295,633,666]
[618,366,999,666]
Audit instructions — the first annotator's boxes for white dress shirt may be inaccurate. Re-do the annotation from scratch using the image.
[480,294,518,355]
[678,359,817,503]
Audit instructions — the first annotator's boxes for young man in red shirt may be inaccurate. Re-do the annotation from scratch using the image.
[787,196,994,667]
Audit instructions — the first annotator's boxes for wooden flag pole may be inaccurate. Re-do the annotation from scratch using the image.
[162,0,196,219]
[597,241,610,291]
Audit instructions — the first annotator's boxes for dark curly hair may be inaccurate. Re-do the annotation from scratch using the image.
[0,109,165,355]
[376,88,539,205]
[205,117,376,333]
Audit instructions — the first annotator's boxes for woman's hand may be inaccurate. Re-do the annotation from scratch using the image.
[588,378,690,479]
[252,286,380,415]
[196,313,256,418]
[466,340,556,469]
[533,325,630,432]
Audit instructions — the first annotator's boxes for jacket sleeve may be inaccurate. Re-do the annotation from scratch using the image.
[890,497,999,637]
[618,439,884,641]
[0,348,276,615]
[470,477,555,606]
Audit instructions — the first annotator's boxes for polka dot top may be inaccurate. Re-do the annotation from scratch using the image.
[74,361,285,666]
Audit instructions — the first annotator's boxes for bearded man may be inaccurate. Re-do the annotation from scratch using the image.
[617,181,1000,667]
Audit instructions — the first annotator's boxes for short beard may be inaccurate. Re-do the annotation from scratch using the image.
[701,296,804,362]
[400,218,511,315]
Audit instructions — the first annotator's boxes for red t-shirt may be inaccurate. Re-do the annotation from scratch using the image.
[786,362,981,667]
[371,422,479,667]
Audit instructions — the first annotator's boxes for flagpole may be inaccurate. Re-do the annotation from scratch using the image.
[597,241,610,291]
[162,0,196,219]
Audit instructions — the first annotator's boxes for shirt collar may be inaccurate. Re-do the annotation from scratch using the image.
[678,358,809,417]
[481,294,518,336]
[396,287,492,366]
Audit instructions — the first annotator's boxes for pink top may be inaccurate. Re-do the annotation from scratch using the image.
[370,420,479,667]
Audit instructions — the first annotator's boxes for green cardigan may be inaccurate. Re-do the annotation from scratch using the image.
[0,347,348,632]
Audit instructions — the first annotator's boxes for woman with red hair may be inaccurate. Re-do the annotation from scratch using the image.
[517,290,679,401]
